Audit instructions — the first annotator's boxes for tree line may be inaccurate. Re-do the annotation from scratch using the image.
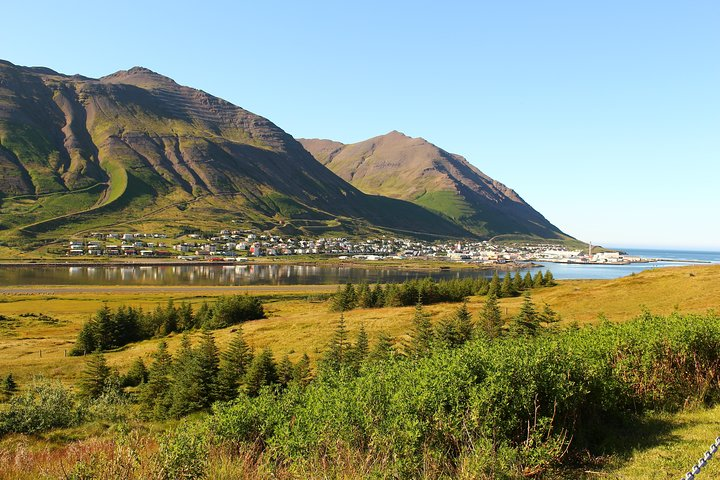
[70,295,265,355]
[330,270,556,312]
[323,290,559,376]
[74,291,555,420]
[13,288,557,424]
[76,327,311,420]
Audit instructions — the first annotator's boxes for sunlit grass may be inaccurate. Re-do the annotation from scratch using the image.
[0,265,718,387]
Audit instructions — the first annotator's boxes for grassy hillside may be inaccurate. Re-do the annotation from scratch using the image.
[0,61,471,249]
[300,132,573,241]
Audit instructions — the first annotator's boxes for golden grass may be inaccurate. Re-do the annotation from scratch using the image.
[0,265,718,387]
[0,266,719,479]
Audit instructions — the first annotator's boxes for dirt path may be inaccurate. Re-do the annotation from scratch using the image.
[0,284,337,295]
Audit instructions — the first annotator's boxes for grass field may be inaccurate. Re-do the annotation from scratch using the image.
[600,405,720,479]
[0,264,719,478]
[0,264,718,386]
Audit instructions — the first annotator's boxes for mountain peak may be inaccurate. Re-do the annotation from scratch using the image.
[302,133,568,240]
[380,130,434,146]
[386,130,408,137]
[100,66,177,87]
[126,66,159,75]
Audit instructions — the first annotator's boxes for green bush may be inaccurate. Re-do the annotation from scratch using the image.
[85,388,134,424]
[208,311,720,477]
[203,295,265,329]
[155,422,210,480]
[0,379,79,435]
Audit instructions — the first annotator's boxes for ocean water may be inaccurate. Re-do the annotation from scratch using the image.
[529,248,720,280]
[617,248,720,263]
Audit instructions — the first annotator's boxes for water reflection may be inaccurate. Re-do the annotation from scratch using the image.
[0,264,487,286]
[0,259,706,287]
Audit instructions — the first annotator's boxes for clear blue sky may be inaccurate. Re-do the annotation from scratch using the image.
[2,1,719,249]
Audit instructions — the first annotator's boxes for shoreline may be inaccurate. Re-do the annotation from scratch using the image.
[0,258,538,271]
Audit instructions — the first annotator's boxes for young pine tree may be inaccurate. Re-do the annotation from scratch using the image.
[523,272,534,289]
[2,373,18,400]
[293,353,312,385]
[348,324,369,373]
[167,335,195,417]
[356,283,374,309]
[487,272,501,297]
[244,347,278,396]
[176,302,195,331]
[406,301,434,358]
[369,332,394,362]
[478,292,503,339]
[330,283,358,312]
[194,301,212,328]
[543,270,557,286]
[371,283,385,307]
[533,271,544,288]
[476,278,490,296]
[277,355,295,387]
[192,330,220,403]
[513,272,525,293]
[71,321,97,356]
[511,292,540,336]
[454,300,474,345]
[158,300,179,336]
[139,341,174,419]
[123,357,148,387]
[436,315,460,349]
[500,274,516,298]
[322,314,350,372]
[216,327,254,402]
[170,330,220,417]
[92,304,114,350]
[539,302,560,327]
[78,351,113,399]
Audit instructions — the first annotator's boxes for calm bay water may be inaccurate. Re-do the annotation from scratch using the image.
[529,248,720,280]
[0,264,484,287]
[0,249,717,286]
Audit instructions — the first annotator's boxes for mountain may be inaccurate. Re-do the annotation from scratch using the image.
[299,132,570,241]
[0,60,469,247]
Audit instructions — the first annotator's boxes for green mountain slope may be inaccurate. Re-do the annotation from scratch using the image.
[299,131,571,240]
[0,61,469,247]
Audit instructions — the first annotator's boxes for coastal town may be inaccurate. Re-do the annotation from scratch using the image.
[63,230,646,265]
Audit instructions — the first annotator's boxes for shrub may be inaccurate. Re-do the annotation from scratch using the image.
[207,311,720,477]
[86,388,134,424]
[155,422,210,480]
[0,379,79,435]
[204,295,265,329]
